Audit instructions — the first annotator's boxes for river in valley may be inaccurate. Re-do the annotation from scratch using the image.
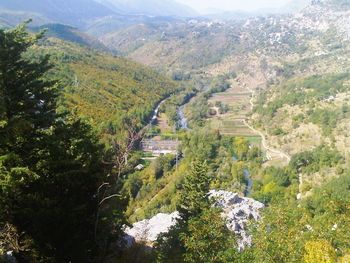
[149,99,167,125]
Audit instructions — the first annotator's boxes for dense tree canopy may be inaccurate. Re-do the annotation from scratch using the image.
[0,24,126,262]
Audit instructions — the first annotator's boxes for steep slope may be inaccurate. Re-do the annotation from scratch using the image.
[32,24,108,51]
[101,19,242,71]
[85,14,181,37]
[31,38,179,139]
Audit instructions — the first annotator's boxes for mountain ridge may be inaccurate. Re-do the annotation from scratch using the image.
[0,0,115,27]
[97,0,197,17]
[0,0,197,29]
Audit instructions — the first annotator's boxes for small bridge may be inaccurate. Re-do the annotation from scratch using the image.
[141,139,180,156]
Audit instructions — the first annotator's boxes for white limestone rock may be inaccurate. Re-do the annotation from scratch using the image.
[124,212,180,244]
[208,190,265,250]
[124,190,264,250]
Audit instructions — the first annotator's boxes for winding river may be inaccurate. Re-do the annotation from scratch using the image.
[149,99,167,125]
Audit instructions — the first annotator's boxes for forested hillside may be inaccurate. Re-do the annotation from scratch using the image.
[32,37,179,141]
[32,24,109,50]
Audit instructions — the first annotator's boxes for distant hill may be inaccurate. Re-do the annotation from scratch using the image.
[0,9,51,27]
[0,0,115,27]
[97,0,197,17]
[0,0,197,30]
[0,17,11,28]
[32,24,109,51]
[204,11,253,21]
[85,14,181,37]
[321,0,350,8]
[281,0,311,13]
[204,0,311,20]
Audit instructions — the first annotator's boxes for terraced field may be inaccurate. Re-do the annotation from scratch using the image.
[208,84,253,136]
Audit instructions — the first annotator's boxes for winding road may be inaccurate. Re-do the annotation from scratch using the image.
[244,85,291,163]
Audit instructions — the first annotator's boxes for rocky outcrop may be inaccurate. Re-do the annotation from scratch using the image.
[208,190,265,250]
[124,190,264,250]
[124,212,180,245]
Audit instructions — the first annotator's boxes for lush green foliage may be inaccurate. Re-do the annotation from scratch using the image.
[180,208,237,263]
[0,24,126,262]
[31,37,180,143]
[254,73,350,118]
[123,130,260,223]
[248,172,350,262]
[290,146,343,174]
[252,166,297,204]
[178,161,211,220]
[154,160,237,263]
[309,105,350,135]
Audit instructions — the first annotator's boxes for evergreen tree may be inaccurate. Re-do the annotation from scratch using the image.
[0,23,126,262]
[155,160,240,263]
[0,23,57,160]
[178,160,211,221]
[180,208,237,263]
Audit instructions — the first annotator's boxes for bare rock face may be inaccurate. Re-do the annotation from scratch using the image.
[124,212,180,245]
[124,190,264,250]
[208,190,265,250]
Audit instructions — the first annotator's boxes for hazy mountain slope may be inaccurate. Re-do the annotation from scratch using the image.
[0,0,196,36]
[32,24,108,51]
[85,14,181,37]
[0,0,115,27]
[281,0,311,13]
[0,17,11,28]
[0,9,51,27]
[100,19,242,70]
[97,0,197,17]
